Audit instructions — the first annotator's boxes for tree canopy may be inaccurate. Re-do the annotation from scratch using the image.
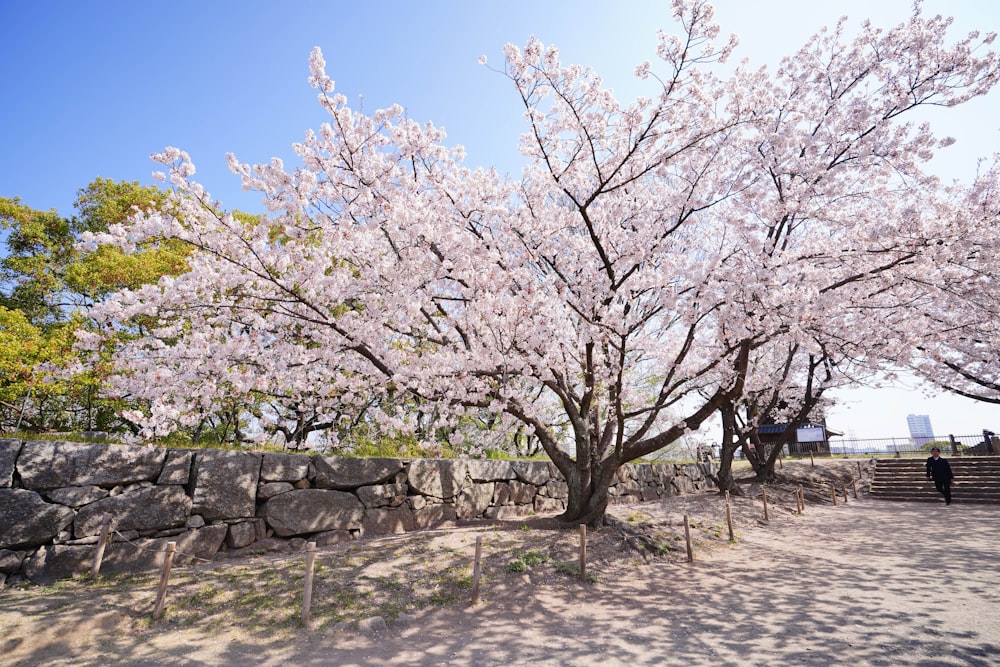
[0,179,190,433]
[79,0,999,523]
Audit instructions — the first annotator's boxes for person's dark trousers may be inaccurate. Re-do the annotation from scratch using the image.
[934,478,952,504]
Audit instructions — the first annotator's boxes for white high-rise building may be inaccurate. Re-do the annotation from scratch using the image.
[907,414,934,446]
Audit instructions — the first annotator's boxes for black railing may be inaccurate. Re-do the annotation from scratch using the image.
[796,433,997,458]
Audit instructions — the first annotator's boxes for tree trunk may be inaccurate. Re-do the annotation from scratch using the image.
[711,402,744,495]
[557,456,619,527]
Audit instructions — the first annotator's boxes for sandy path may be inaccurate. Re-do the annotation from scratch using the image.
[4,497,999,666]
[318,498,1000,667]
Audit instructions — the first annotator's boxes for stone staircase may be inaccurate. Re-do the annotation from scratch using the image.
[870,456,1000,504]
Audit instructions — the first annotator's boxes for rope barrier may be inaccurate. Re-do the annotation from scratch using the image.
[110,528,216,564]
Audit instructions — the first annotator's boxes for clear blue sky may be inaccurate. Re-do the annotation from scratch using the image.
[2,1,998,439]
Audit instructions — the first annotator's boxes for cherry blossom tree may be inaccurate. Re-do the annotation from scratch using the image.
[904,161,1000,404]
[82,0,998,524]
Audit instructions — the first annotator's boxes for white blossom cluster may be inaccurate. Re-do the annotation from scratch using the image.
[78,1,998,519]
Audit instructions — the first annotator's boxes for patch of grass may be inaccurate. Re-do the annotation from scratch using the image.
[644,541,673,556]
[520,550,549,566]
[505,548,550,573]
[506,559,528,573]
[554,561,599,584]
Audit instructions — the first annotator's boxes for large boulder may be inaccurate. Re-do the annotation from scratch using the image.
[641,486,661,502]
[679,463,705,482]
[466,460,516,482]
[257,481,294,501]
[0,548,26,573]
[16,441,167,490]
[0,439,21,487]
[543,479,569,500]
[650,463,676,484]
[74,485,192,537]
[454,482,495,519]
[313,457,403,490]
[260,489,364,536]
[0,488,75,549]
[671,475,697,495]
[260,453,311,483]
[411,504,457,530]
[617,464,638,483]
[511,460,551,486]
[189,450,261,520]
[534,496,564,513]
[494,479,537,505]
[44,485,109,508]
[157,449,194,485]
[226,521,257,549]
[356,482,407,509]
[511,480,538,504]
[407,459,470,499]
[361,506,416,536]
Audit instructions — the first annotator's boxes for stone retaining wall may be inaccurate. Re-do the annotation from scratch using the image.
[0,439,717,584]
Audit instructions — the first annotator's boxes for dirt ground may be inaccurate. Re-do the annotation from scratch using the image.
[2,459,998,666]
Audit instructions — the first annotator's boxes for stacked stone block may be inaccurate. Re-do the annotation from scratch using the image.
[0,439,716,584]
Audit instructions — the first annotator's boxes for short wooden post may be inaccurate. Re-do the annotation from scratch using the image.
[852,478,859,499]
[778,454,783,470]
[151,542,176,620]
[796,486,803,515]
[471,535,483,605]
[856,460,862,477]
[830,483,838,506]
[809,450,815,467]
[724,490,735,542]
[302,541,317,626]
[842,483,849,503]
[683,514,693,563]
[91,516,112,577]
[761,486,769,522]
[579,524,587,582]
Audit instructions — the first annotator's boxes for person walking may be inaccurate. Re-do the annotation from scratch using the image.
[925,446,954,505]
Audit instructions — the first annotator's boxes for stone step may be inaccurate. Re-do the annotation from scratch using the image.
[874,466,1000,473]
[871,457,1000,504]
[872,478,1000,487]
[878,460,991,465]
[873,495,1000,504]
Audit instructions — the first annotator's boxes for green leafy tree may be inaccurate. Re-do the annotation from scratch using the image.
[0,179,190,434]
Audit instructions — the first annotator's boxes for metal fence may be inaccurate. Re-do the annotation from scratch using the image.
[800,433,998,458]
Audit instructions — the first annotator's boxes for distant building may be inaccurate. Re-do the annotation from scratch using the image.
[757,420,841,456]
[906,414,934,446]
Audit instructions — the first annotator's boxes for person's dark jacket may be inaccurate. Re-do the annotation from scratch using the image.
[926,456,954,482]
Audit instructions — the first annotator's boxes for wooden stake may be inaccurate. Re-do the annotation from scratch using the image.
[809,451,815,467]
[471,535,483,605]
[842,483,849,503]
[91,516,112,578]
[579,524,587,582]
[151,542,176,620]
[857,460,862,477]
[830,483,838,506]
[683,514,693,563]
[796,486,803,515]
[724,490,735,542]
[761,486,769,522]
[302,542,317,626]
[852,478,859,499]
[778,454,783,470]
